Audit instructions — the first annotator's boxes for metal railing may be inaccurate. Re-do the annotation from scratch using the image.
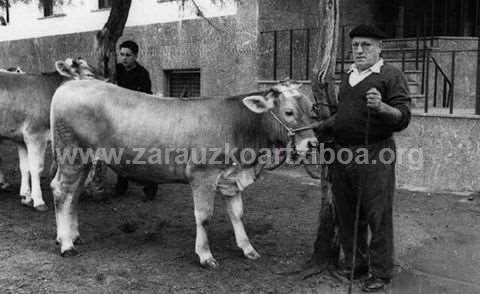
[424,49,454,114]
[259,23,480,115]
[259,23,434,81]
[259,27,319,81]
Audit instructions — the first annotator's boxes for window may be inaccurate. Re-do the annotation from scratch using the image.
[43,0,53,17]
[98,0,112,9]
[165,69,201,98]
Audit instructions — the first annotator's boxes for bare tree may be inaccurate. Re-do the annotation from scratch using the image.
[299,0,340,279]
[94,0,131,79]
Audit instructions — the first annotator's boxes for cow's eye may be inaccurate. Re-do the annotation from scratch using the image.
[285,110,294,117]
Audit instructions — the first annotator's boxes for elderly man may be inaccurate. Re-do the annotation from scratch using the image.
[332,25,411,292]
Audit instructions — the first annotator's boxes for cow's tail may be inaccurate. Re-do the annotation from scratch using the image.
[49,160,58,180]
[49,96,58,180]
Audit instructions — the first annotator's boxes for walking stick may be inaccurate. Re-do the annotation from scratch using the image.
[348,107,370,294]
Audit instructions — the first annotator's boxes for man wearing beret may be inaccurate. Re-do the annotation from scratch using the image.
[332,24,411,292]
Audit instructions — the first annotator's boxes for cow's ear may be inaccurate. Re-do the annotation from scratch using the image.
[55,61,73,78]
[242,95,274,113]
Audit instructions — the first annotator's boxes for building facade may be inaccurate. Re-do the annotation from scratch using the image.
[0,0,256,97]
[0,0,478,101]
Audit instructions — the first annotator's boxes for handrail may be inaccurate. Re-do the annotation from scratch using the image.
[426,52,454,114]
[259,26,467,115]
[430,56,452,85]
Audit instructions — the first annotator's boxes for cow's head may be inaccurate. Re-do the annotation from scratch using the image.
[242,81,319,154]
[55,58,103,80]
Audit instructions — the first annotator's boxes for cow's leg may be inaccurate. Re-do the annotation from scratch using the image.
[0,157,10,190]
[24,135,48,211]
[0,170,10,190]
[51,163,88,256]
[223,193,260,260]
[191,184,217,268]
[18,145,32,206]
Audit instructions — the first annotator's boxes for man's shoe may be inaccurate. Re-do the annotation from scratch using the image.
[115,176,129,196]
[362,276,390,292]
[337,265,369,280]
[143,184,158,201]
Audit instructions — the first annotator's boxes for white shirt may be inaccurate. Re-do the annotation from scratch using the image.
[348,59,384,87]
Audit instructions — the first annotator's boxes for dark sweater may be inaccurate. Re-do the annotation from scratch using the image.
[115,63,152,94]
[333,64,411,146]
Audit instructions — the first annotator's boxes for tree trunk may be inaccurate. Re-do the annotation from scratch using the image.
[88,0,131,196]
[94,0,132,80]
[308,0,340,270]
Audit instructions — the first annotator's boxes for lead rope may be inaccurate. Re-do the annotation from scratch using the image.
[348,107,370,294]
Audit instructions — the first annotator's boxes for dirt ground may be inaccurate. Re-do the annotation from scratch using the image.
[0,141,479,294]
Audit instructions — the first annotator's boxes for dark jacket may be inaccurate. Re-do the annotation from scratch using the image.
[115,63,152,94]
[333,63,411,146]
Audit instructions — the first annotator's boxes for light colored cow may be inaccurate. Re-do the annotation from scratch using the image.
[50,80,319,268]
[0,59,96,211]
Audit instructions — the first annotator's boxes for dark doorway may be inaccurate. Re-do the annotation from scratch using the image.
[403,0,479,37]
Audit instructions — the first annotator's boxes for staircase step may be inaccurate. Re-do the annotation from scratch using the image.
[409,94,425,108]
[341,48,427,60]
[408,82,421,95]
[382,38,440,49]
[404,70,423,83]
[336,59,423,72]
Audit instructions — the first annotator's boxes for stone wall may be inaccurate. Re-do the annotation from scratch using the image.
[396,111,480,192]
[0,0,258,97]
[427,38,479,109]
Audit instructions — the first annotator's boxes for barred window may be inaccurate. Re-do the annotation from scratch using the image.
[165,69,201,98]
[43,0,53,17]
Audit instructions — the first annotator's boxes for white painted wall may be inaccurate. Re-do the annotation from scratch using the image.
[0,0,237,42]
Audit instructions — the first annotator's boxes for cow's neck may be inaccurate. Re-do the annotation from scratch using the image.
[223,95,290,150]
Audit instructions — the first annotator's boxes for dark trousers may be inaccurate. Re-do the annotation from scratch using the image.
[332,138,395,279]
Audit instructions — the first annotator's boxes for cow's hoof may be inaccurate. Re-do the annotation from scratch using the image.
[34,204,48,212]
[142,184,158,201]
[20,197,34,207]
[61,248,78,257]
[115,177,129,196]
[244,249,261,260]
[0,182,10,191]
[201,258,219,269]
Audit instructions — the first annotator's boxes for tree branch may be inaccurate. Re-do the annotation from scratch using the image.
[95,0,132,79]
[311,0,339,120]
[191,0,222,32]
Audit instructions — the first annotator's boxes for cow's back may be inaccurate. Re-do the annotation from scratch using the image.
[0,72,63,142]
[51,80,274,151]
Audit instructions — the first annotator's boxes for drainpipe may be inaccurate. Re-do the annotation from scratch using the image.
[6,0,9,23]
[476,29,480,114]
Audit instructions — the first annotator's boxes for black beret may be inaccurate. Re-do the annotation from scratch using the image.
[349,24,387,40]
